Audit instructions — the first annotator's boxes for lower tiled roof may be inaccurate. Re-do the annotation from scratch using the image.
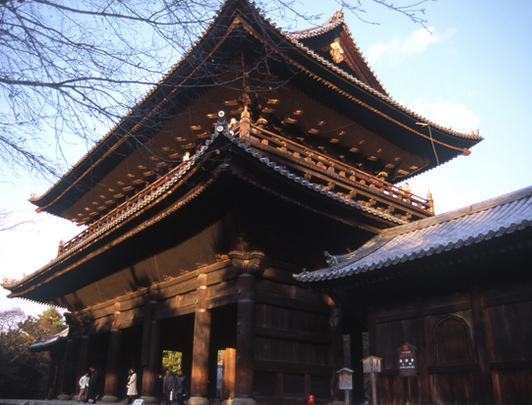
[296,185,532,283]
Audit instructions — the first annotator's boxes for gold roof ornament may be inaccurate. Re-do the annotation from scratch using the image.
[330,38,345,64]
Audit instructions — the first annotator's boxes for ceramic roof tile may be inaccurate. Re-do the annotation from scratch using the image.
[296,185,532,282]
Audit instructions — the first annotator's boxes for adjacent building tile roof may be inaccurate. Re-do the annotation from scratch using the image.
[296,185,532,283]
[28,328,68,352]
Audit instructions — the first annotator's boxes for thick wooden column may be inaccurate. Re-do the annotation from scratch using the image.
[57,337,75,399]
[141,299,161,403]
[416,299,431,405]
[78,335,90,377]
[222,348,236,400]
[229,250,265,405]
[103,304,122,402]
[189,273,211,405]
[471,286,495,404]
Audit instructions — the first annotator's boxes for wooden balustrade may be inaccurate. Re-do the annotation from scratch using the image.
[59,117,433,255]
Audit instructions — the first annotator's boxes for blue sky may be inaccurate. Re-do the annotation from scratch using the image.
[1,0,531,315]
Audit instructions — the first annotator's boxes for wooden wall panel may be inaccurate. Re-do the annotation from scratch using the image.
[430,372,481,405]
[378,375,419,405]
[493,369,532,405]
[374,318,418,371]
[253,371,277,396]
[283,373,305,396]
[487,301,532,362]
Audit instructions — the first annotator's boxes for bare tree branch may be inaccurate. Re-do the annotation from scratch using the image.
[0,0,433,182]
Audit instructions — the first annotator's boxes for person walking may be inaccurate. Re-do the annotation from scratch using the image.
[162,370,174,405]
[78,372,89,402]
[126,368,138,404]
[173,370,187,405]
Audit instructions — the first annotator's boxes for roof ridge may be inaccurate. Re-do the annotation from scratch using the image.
[381,184,532,239]
[288,8,345,40]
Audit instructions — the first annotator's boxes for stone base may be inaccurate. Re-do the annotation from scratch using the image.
[101,394,120,402]
[57,393,72,400]
[187,396,210,405]
[232,397,256,405]
[140,395,157,404]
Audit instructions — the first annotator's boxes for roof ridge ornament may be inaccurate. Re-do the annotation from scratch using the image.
[331,7,345,23]
[330,38,345,64]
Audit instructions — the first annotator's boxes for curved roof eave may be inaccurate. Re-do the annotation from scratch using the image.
[30,0,482,215]
[5,117,409,300]
[28,0,246,210]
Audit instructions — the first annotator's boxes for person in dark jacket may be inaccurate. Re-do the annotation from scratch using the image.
[173,370,187,405]
[162,370,174,405]
[87,366,98,403]
[154,373,164,405]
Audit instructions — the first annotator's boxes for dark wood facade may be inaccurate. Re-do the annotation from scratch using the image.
[3,1,487,405]
[299,187,532,404]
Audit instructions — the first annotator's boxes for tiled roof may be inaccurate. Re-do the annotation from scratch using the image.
[31,0,481,217]
[289,9,345,40]
[296,185,532,283]
[3,115,407,295]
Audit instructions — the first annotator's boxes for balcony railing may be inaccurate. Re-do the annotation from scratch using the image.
[232,116,433,218]
[58,113,433,256]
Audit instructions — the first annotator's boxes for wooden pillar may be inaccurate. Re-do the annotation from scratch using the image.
[367,306,376,355]
[57,338,75,399]
[103,304,122,402]
[330,305,344,401]
[416,298,431,405]
[48,348,61,399]
[229,250,265,405]
[78,335,90,377]
[367,306,377,405]
[142,300,161,402]
[190,273,211,405]
[471,286,495,403]
[222,348,236,400]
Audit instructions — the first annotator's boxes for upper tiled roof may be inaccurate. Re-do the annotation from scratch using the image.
[289,9,346,40]
[29,0,481,220]
[296,185,532,283]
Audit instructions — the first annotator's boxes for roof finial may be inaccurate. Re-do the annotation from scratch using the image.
[332,7,344,23]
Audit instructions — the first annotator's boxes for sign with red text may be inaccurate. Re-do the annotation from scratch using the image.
[397,343,417,377]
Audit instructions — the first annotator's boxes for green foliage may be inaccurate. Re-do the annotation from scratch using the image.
[162,350,182,374]
[0,307,66,399]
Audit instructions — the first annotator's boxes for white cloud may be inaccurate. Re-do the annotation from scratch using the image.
[368,27,455,64]
[409,98,480,132]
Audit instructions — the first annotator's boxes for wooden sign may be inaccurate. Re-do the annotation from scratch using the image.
[337,368,353,390]
[362,356,382,374]
[397,342,417,377]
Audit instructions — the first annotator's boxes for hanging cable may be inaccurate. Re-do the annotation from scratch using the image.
[416,122,439,165]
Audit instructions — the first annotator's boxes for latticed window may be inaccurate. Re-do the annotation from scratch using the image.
[434,316,474,365]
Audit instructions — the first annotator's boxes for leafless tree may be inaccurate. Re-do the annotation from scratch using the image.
[0,0,432,180]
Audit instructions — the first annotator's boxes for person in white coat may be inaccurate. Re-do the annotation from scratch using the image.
[78,372,89,402]
[126,368,138,404]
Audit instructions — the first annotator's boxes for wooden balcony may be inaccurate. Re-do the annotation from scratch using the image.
[233,116,434,222]
[58,114,433,256]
